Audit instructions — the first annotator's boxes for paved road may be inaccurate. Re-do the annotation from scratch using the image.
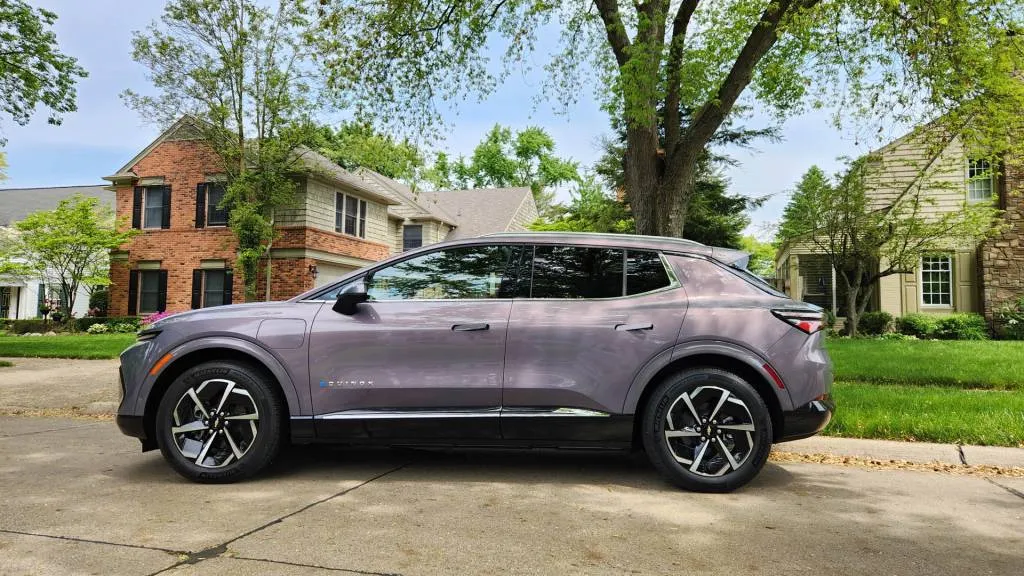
[1,416,1021,576]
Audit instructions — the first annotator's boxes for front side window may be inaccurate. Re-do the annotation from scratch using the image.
[335,193,367,238]
[967,158,993,202]
[144,187,165,229]
[139,270,161,313]
[368,245,516,300]
[530,246,624,299]
[921,255,952,306]
[626,250,671,295]
[206,184,228,226]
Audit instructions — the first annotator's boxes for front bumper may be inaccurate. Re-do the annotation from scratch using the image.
[777,395,834,442]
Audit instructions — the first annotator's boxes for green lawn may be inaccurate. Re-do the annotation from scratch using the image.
[0,334,137,359]
[828,339,1024,390]
[826,382,1024,447]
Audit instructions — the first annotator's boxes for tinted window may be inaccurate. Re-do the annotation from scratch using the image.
[368,245,516,300]
[530,246,624,299]
[626,250,671,295]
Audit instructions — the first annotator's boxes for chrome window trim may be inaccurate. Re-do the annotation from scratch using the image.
[314,407,611,420]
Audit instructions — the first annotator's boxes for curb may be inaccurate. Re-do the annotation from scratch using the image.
[778,436,1024,469]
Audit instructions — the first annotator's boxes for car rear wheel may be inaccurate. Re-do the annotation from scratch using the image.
[155,360,284,483]
[642,368,772,493]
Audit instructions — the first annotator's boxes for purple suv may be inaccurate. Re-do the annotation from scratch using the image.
[117,232,832,492]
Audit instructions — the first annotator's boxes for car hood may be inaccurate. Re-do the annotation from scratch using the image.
[147,302,307,329]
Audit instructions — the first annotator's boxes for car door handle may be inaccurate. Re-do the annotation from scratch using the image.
[615,322,653,332]
[452,323,490,332]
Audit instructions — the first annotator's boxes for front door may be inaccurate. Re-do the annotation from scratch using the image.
[501,246,687,443]
[308,244,522,441]
[0,287,11,319]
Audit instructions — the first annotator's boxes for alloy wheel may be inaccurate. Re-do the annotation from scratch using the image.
[663,385,757,477]
[169,378,260,468]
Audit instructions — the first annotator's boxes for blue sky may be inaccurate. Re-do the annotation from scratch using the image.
[1,0,873,238]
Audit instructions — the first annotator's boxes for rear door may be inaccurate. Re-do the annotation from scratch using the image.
[308,243,522,441]
[500,245,687,444]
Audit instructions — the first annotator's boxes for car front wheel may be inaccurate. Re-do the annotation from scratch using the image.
[642,368,772,493]
[155,360,284,483]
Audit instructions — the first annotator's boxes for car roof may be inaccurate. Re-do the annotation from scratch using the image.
[477,231,712,254]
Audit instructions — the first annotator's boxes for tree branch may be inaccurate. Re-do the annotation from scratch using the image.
[680,0,820,154]
[664,0,700,153]
[594,0,632,67]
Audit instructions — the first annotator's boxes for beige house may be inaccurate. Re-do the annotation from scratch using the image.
[775,127,1022,322]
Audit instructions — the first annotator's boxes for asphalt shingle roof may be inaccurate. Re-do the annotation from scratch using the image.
[419,187,533,239]
[0,185,114,226]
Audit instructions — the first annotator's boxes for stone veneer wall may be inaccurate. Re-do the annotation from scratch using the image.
[980,163,1024,322]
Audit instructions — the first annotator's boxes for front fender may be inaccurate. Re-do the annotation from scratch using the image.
[136,335,306,417]
[620,340,796,414]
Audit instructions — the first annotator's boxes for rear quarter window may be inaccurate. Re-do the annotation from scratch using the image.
[626,250,672,295]
[670,256,764,297]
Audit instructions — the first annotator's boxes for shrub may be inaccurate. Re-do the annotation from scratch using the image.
[879,332,917,341]
[934,313,989,340]
[896,313,938,338]
[86,323,109,334]
[74,316,141,332]
[4,319,64,335]
[994,297,1024,340]
[109,321,141,333]
[88,288,109,316]
[858,311,893,336]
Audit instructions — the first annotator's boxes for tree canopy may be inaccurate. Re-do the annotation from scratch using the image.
[313,0,1024,238]
[0,0,86,143]
[124,0,324,299]
[425,124,580,218]
[314,121,427,184]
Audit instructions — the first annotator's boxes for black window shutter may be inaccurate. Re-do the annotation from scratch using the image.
[132,187,144,229]
[191,270,203,309]
[156,270,168,312]
[127,272,139,315]
[223,270,233,305]
[36,283,45,315]
[195,183,206,228]
[161,186,172,229]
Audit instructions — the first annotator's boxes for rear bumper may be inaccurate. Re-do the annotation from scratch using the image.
[777,396,834,442]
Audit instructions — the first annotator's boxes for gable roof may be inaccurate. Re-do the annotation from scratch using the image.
[419,187,535,239]
[357,169,459,226]
[104,116,201,182]
[0,185,114,226]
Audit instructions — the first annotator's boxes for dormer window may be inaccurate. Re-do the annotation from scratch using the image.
[967,158,993,202]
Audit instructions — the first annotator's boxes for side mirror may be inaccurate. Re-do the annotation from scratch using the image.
[333,279,369,315]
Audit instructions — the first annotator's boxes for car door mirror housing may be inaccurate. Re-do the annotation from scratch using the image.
[333,279,369,315]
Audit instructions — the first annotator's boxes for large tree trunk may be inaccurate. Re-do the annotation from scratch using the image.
[625,123,662,235]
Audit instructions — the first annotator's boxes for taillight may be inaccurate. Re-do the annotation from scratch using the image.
[772,309,824,334]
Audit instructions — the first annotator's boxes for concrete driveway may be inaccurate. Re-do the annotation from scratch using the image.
[1,358,1022,575]
[1,415,1022,576]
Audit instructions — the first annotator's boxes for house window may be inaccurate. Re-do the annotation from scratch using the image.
[921,255,952,306]
[967,158,993,202]
[335,193,367,238]
[206,184,228,226]
[138,270,162,313]
[402,225,423,251]
[144,187,166,229]
[192,269,231,309]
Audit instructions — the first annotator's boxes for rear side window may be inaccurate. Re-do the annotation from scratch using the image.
[627,250,671,295]
[530,246,623,299]
[673,257,763,297]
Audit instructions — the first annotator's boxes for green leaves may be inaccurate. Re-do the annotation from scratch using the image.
[0,0,86,141]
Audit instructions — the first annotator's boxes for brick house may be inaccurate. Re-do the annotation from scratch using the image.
[103,117,538,316]
[774,126,1024,324]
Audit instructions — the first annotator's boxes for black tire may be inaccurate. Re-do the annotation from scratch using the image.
[155,360,284,483]
[641,368,772,493]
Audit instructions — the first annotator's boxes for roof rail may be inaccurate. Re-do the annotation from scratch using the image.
[481,231,705,246]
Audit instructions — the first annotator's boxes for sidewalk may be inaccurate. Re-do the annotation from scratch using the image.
[779,435,1024,469]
